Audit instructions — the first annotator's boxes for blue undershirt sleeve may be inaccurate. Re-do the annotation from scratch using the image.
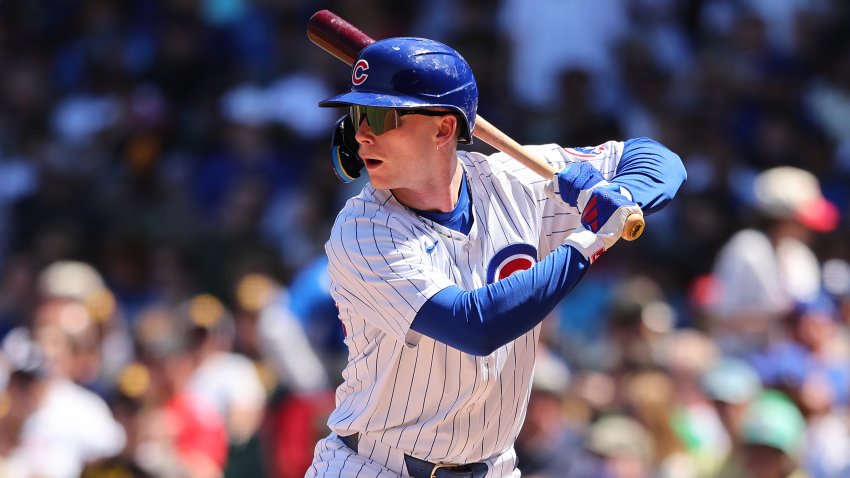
[613,137,687,215]
[410,243,589,356]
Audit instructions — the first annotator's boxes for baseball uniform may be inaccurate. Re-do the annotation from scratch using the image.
[307,138,685,477]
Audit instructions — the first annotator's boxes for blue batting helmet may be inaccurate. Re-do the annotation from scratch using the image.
[319,37,478,143]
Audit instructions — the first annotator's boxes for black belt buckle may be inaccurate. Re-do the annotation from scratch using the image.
[405,455,487,478]
[429,463,474,478]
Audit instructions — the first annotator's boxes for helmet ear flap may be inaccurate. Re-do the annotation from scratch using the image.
[330,115,364,183]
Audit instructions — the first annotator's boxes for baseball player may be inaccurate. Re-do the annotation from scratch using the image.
[307,37,686,478]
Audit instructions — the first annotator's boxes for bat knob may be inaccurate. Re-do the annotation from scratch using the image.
[622,214,645,241]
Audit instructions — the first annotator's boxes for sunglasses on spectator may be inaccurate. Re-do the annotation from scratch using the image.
[349,105,451,136]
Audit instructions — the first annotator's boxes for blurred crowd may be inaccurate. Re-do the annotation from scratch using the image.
[0,0,849,477]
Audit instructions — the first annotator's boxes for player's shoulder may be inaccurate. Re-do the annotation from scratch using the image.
[459,143,565,169]
[459,143,568,183]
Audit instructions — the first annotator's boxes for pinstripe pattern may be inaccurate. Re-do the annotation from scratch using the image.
[312,141,625,477]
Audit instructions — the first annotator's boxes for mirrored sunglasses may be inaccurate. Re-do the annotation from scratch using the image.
[349,105,450,136]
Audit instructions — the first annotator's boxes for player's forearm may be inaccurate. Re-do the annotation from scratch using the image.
[411,243,589,356]
[613,137,686,215]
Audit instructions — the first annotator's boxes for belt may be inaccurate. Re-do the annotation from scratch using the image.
[339,434,489,478]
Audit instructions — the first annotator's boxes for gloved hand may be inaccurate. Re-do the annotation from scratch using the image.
[555,162,641,255]
[563,191,641,263]
[552,161,606,211]
[581,184,641,250]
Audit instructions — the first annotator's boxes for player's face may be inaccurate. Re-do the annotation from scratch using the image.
[352,107,453,191]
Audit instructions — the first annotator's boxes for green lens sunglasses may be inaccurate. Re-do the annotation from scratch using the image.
[349,105,451,136]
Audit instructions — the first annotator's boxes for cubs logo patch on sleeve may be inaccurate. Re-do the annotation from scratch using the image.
[486,243,537,284]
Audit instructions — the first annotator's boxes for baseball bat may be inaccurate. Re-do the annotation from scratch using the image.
[307,10,645,241]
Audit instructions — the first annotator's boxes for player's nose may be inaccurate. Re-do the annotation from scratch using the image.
[354,117,376,145]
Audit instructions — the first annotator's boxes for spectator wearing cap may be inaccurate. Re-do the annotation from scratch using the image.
[747,295,850,478]
[132,304,229,477]
[715,390,810,478]
[698,357,762,477]
[748,295,850,407]
[702,358,763,443]
[567,414,656,478]
[747,302,843,404]
[707,166,840,357]
[653,329,728,471]
[0,326,126,478]
[35,260,133,397]
[181,293,268,475]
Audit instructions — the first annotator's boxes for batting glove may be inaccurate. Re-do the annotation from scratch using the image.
[552,161,606,210]
[553,161,639,235]
[563,190,641,263]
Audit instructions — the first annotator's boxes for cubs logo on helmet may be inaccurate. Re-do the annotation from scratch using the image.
[351,59,369,85]
[486,243,537,284]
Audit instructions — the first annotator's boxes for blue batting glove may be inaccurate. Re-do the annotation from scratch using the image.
[553,161,606,209]
[552,161,641,250]
[563,184,642,260]
[582,184,641,250]
[581,183,635,231]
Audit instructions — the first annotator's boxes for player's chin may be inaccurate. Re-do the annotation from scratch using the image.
[364,160,388,185]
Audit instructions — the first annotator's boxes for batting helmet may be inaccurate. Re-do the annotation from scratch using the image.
[319,37,478,143]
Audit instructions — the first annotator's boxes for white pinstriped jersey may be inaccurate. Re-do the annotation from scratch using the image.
[323,141,624,468]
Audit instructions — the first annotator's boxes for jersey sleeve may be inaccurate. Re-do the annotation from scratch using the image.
[412,241,591,355]
[325,201,455,344]
[612,137,686,215]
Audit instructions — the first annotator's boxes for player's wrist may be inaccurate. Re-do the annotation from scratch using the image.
[563,227,606,264]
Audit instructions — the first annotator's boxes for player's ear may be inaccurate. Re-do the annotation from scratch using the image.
[435,114,458,149]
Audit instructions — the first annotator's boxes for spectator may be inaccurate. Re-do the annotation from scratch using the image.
[496,0,629,111]
[707,166,839,356]
[715,390,809,478]
[179,294,268,476]
[746,295,850,478]
[622,370,697,477]
[0,326,126,478]
[699,357,763,476]
[133,304,229,477]
[568,414,656,478]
